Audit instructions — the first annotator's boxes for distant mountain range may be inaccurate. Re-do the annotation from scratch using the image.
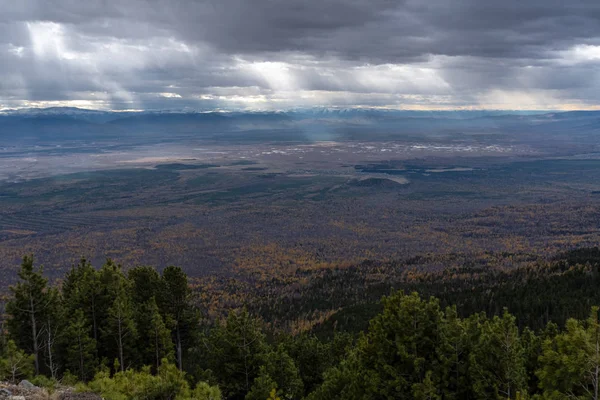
[2,106,598,125]
[2,107,600,145]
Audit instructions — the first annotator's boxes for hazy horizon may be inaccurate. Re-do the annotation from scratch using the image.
[0,105,596,113]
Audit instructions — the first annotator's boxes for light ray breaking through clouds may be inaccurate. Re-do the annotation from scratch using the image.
[2,0,600,110]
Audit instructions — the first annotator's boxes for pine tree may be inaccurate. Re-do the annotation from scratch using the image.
[520,326,541,395]
[62,309,97,381]
[63,257,123,372]
[436,306,472,400]
[304,351,364,400]
[359,292,444,399]
[146,297,174,370]
[124,267,165,368]
[161,266,197,371]
[538,307,600,399]
[192,381,223,400]
[281,334,329,395]
[129,267,170,368]
[6,256,52,375]
[104,283,137,372]
[470,310,526,399]
[261,344,303,400]
[309,292,445,400]
[128,266,164,306]
[97,259,132,366]
[42,287,62,379]
[413,371,441,400]
[63,258,103,344]
[0,340,34,383]
[246,366,277,400]
[205,308,269,400]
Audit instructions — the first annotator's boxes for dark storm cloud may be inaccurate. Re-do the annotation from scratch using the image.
[2,0,600,109]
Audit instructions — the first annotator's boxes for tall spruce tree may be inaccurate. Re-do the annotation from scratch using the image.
[104,282,137,372]
[42,287,62,379]
[246,366,278,400]
[359,292,444,399]
[129,266,171,368]
[128,266,164,305]
[258,344,303,400]
[205,308,269,400]
[281,333,343,396]
[63,258,103,344]
[6,256,52,375]
[436,306,473,400]
[146,297,174,370]
[162,266,197,371]
[62,309,97,381]
[97,259,131,366]
[469,310,527,399]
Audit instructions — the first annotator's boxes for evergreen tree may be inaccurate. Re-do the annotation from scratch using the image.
[192,381,223,400]
[97,259,132,366]
[246,366,278,400]
[146,297,174,370]
[470,310,527,399]
[63,258,103,344]
[63,258,126,371]
[42,287,63,379]
[282,333,339,395]
[155,358,192,398]
[62,309,97,381]
[359,292,444,399]
[520,326,541,395]
[162,266,197,371]
[17,251,600,400]
[0,340,34,383]
[436,306,473,400]
[128,266,164,307]
[305,351,364,400]
[104,282,137,372]
[309,292,445,400]
[6,256,52,375]
[261,344,303,400]
[204,308,269,400]
[538,307,600,400]
[413,371,441,400]
[129,267,170,368]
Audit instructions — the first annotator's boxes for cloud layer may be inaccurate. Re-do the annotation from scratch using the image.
[2,0,600,110]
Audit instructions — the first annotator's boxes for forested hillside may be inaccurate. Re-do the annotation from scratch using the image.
[2,250,600,399]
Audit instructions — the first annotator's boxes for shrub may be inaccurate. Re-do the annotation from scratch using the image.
[85,359,197,400]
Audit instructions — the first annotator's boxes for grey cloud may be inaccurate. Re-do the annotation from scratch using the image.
[172,0,600,61]
[10,0,600,61]
[2,0,600,109]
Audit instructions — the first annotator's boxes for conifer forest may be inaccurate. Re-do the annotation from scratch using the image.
[3,248,600,399]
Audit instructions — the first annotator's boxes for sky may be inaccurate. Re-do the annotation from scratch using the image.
[2,0,600,111]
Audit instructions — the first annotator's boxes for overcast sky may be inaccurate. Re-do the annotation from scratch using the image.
[2,0,600,110]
